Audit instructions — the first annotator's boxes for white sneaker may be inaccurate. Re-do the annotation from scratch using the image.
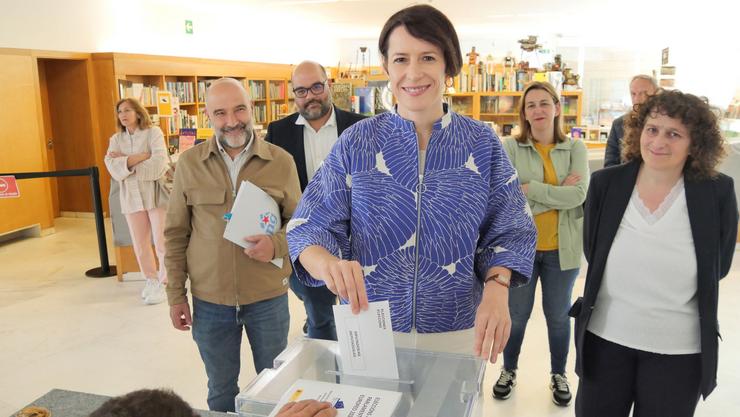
[144,281,166,305]
[141,278,157,300]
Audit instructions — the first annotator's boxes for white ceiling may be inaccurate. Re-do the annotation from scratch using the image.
[238,0,733,46]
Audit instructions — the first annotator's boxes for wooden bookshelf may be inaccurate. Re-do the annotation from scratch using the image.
[117,75,291,144]
[445,90,583,135]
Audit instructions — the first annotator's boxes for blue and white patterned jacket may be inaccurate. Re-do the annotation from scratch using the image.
[287,108,536,333]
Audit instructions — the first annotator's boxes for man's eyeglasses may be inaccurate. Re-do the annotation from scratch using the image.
[293,80,327,98]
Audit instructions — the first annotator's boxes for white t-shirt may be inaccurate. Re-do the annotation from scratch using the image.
[587,178,701,354]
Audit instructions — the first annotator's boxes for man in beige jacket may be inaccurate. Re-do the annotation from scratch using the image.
[164,78,301,412]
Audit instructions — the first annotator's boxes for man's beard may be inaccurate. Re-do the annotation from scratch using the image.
[299,98,332,121]
[217,122,252,149]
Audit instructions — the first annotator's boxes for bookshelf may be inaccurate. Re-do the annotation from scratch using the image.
[446,59,584,136]
[117,75,292,148]
[445,90,583,136]
[89,52,294,280]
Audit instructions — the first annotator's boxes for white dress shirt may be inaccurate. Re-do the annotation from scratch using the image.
[215,131,254,194]
[295,108,338,181]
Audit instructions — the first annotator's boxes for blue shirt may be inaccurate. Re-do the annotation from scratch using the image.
[287,108,536,333]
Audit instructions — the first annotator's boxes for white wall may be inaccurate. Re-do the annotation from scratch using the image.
[0,0,339,64]
[2,0,736,115]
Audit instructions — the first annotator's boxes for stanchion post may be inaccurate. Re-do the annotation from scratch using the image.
[85,166,117,278]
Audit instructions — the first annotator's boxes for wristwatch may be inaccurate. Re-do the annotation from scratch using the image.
[484,273,511,288]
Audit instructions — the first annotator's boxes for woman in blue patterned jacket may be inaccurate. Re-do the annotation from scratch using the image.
[286,4,537,361]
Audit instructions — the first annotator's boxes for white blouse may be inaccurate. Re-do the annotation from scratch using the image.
[104,126,169,214]
[587,178,701,354]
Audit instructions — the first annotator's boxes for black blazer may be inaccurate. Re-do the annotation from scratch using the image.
[570,160,738,399]
[264,106,366,191]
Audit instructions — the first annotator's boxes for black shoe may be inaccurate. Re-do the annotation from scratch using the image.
[302,320,308,336]
[550,373,572,406]
[492,369,516,400]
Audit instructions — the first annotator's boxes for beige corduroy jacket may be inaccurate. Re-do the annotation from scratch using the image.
[164,136,301,307]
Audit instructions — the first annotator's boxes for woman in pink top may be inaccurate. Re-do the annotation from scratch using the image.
[104,98,169,305]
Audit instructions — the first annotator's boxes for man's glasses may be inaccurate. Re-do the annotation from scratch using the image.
[293,80,327,98]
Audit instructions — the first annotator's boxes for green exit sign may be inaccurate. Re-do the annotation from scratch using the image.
[185,20,193,34]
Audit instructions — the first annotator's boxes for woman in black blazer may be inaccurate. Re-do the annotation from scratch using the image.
[572,90,738,417]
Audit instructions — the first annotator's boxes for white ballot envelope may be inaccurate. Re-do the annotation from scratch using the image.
[333,300,399,380]
[267,379,401,417]
[223,180,284,268]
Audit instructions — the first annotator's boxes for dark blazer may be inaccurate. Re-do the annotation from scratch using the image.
[570,160,738,399]
[264,106,366,191]
[603,114,625,168]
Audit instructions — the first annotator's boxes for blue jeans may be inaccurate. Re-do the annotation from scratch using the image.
[289,272,337,340]
[192,294,289,412]
[503,250,579,375]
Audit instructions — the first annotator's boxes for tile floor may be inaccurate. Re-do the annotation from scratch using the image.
[1,218,738,416]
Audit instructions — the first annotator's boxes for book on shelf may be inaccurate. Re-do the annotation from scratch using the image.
[331,83,352,112]
[197,79,216,102]
[455,63,531,93]
[253,103,267,123]
[166,106,197,135]
[481,96,498,113]
[118,80,159,106]
[157,91,174,116]
[502,123,516,136]
[248,81,266,100]
[197,106,212,129]
[271,102,290,120]
[179,128,197,152]
[165,81,195,104]
[570,126,584,139]
[269,81,286,100]
[354,87,376,115]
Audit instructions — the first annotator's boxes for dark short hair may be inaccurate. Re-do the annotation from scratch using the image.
[622,89,726,180]
[378,4,462,78]
[89,389,199,417]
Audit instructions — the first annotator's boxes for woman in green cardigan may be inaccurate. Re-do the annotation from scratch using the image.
[492,81,589,406]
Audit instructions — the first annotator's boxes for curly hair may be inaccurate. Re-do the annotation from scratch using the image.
[89,389,199,417]
[622,89,726,180]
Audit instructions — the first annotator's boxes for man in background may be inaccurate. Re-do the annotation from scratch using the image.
[603,74,658,167]
[266,61,365,341]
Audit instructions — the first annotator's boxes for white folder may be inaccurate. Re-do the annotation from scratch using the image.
[223,180,284,268]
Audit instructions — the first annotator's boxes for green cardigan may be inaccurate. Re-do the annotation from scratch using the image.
[503,137,589,270]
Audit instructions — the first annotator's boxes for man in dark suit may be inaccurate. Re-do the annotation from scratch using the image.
[603,75,658,167]
[265,60,365,340]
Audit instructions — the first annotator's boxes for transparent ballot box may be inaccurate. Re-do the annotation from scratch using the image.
[236,338,486,417]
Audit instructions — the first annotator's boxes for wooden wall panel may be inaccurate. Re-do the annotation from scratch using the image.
[91,55,118,212]
[0,52,54,234]
[37,60,60,217]
[108,53,293,79]
[43,59,96,213]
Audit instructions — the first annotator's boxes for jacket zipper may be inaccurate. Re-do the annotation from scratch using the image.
[411,174,424,329]
[411,135,430,330]
[216,154,241,311]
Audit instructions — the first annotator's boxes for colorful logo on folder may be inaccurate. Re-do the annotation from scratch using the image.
[259,212,278,234]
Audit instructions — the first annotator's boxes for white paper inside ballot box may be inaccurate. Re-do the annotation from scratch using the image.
[333,300,399,380]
